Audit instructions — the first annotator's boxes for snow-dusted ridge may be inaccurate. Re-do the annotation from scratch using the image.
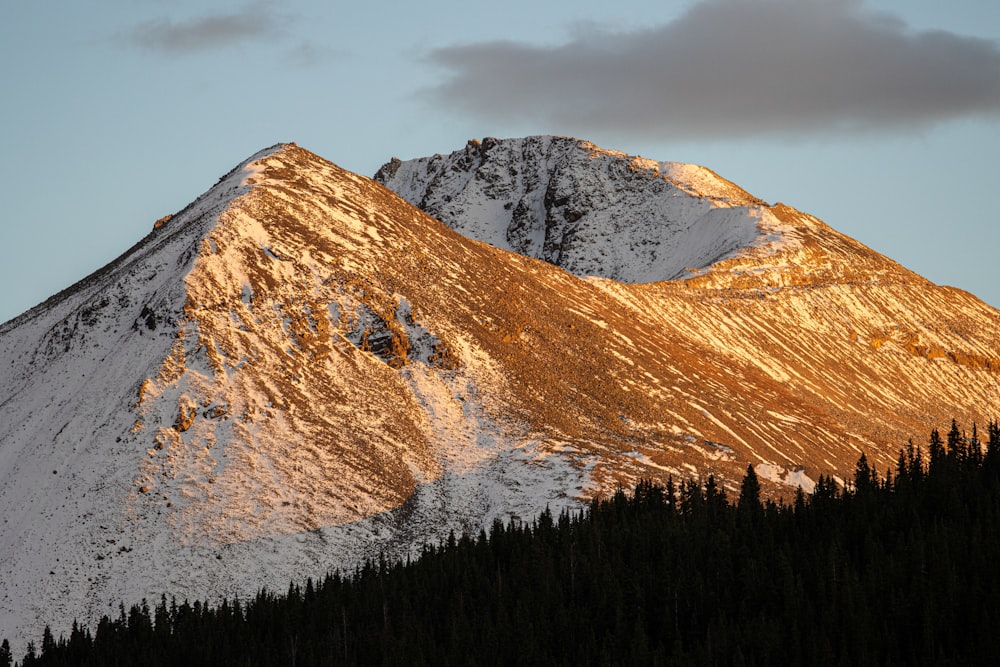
[0,143,294,649]
[0,144,286,335]
[1,139,998,651]
[375,135,792,284]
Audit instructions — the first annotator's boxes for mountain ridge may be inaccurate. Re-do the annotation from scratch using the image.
[374,135,928,291]
[1,138,998,649]
[374,135,778,284]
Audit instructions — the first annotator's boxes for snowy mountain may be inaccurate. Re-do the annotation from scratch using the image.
[2,139,999,649]
[375,135,773,284]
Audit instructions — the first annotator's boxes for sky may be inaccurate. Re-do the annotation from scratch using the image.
[2,0,999,325]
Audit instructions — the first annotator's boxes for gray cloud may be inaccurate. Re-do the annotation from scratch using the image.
[127,4,288,53]
[425,0,1000,139]
[281,41,343,68]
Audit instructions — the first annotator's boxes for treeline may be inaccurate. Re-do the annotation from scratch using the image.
[10,420,1000,666]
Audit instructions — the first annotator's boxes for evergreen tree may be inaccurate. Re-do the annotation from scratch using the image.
[969,422,982,463]
[928,428,945,468]
[680,478,704,516]
[39,627,54,660]
[853,453,877,496]
[947,418,967,461]
[737,464,762,515]
[664,475,677,514]
[983,420,1000,482]
[21,641,36,666]
[704,474,727,517]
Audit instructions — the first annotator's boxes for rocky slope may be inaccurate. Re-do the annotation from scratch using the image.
[376,135,1000,474]
[1,139,998,649]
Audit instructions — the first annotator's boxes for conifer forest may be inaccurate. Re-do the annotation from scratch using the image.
[8,420,1000,666]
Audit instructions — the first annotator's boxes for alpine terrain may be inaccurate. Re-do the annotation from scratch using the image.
[1,137,998,648]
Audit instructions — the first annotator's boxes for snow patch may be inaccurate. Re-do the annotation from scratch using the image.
[756,462,816,493]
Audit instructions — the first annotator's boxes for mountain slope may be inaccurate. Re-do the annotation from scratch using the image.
[1,139,998,649]
[376,135,999,481]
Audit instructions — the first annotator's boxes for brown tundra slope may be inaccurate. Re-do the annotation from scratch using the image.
[375,135,999,489]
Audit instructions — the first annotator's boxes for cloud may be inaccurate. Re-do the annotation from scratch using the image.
[425,0,1000,139]
[281,41,343,68]
[127,4,289,53]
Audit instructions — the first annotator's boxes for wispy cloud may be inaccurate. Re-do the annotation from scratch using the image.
[126,4,289,54]
[281,41,343,68]
[425,0,1000,139]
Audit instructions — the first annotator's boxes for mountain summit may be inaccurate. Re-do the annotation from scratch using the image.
[375,135,772,283]
[1,139,998,647]
[375,135,922,289]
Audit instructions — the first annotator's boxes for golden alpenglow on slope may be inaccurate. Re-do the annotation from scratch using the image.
[376,136,999,484]
[0,139,997,647]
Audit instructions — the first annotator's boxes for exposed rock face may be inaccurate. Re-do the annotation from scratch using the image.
[1,139,998,648]
[375,135,771,283]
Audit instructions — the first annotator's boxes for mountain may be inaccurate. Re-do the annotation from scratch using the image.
[374,136,771,284]
[374,136,1000,466]
[1,138,998,649]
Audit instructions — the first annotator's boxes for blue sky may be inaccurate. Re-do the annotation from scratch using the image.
[2,0,999,324]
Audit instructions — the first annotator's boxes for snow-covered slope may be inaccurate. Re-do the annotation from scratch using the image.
[0,145,601,650]
[375,135,783,283]
[1,140,999,651]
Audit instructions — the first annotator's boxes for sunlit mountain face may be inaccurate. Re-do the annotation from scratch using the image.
[1,138,997,648]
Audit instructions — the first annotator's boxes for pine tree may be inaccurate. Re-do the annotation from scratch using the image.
[665,475,677,514]
[17,428,1000,666]
[969,423,983,464]
[947,418,966,461]
[853,453,876,496]
[928,428,945,467]
[21,641,36,666]
[705,475,727,517]
[793,486,807,514]
[985,421,1000,475]
[680,479,704,516]
[40,626,55,659]
[738,465,762,515]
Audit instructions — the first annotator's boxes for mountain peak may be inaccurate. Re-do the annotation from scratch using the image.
[375,135,785,284]
[375,135,923,291]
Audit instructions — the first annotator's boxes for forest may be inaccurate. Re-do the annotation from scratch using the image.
[6,420,1000,666]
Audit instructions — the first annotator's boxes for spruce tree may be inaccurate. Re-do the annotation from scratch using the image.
[853,453,876,495]
[947,418,966,461]
[928,428,945,468]
[737,464,762,515]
